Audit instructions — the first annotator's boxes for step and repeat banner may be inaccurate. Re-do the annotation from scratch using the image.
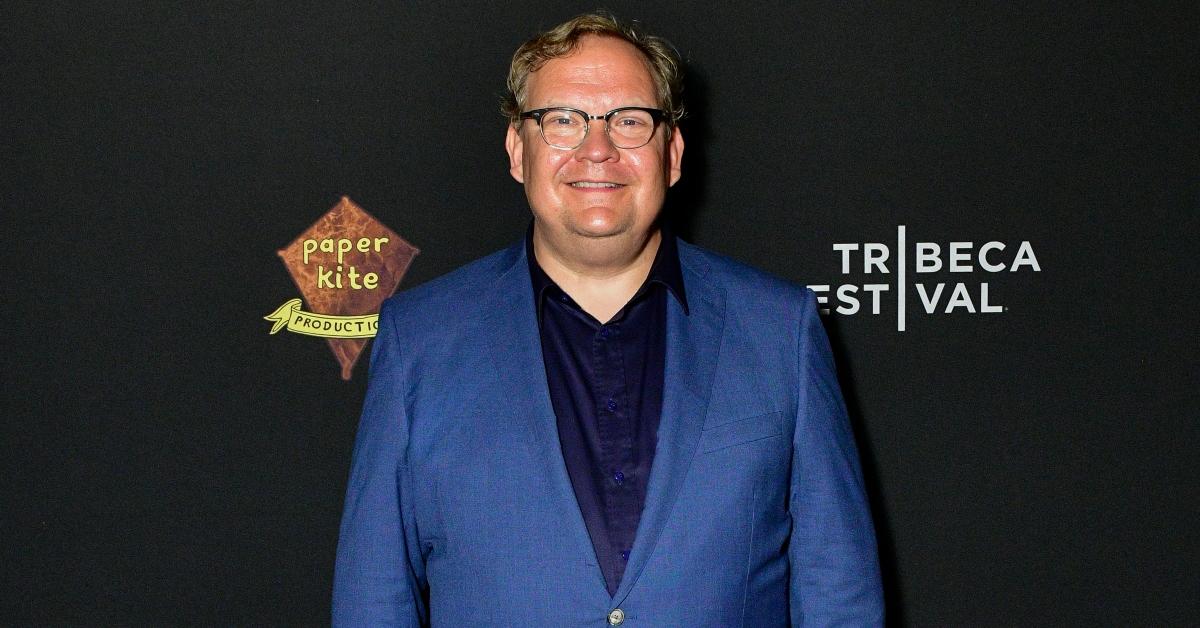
[4,2,1195,625]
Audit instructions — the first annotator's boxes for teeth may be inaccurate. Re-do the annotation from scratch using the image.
[571,182,620,188]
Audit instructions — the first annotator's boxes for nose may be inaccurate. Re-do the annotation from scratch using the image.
[574,120,619,163]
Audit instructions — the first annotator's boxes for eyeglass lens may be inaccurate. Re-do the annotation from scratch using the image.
[539,109,656,149]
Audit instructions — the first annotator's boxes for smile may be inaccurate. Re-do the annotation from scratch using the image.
[569,181,624,189]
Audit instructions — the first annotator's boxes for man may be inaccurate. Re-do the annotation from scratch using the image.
[333,13,883,626]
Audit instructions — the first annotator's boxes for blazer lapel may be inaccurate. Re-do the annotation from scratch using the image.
[482,241,611,595]
[614,250,726,602]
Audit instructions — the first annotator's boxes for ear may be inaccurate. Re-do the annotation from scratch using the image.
[505,124,525,183]
[667,126,685,187]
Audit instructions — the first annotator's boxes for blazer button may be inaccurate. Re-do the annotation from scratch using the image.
[608,608,625,625]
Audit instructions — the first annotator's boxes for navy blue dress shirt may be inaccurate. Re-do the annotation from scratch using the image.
[528,229,689,597]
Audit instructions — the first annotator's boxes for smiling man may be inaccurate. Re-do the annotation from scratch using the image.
[333,13,883,626]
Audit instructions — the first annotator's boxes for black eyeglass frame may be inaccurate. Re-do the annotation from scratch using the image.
[518,106,669,149]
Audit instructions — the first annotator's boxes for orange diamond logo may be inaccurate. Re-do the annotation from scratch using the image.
[266,196,418,379]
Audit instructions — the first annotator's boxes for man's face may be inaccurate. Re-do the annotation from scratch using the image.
[505,35,684,253]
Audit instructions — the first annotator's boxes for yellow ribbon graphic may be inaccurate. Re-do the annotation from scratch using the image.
[264,298,379,339]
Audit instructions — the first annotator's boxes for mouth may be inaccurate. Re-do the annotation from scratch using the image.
[568,181,625,189]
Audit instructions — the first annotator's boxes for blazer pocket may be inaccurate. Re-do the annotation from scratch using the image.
[699,411,783,453]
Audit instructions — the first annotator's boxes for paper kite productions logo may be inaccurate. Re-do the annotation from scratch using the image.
[264,196,418,379]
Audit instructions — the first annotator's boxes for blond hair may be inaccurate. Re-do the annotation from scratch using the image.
[501,12,685,128]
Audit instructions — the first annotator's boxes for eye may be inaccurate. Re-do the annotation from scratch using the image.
[613,115,647,127]
[544,112,580,127]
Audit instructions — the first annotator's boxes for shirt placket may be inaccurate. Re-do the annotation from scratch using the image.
[592,321,636,579]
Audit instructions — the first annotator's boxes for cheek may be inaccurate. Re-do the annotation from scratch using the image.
[525,148,569,183]
[629,146,669,175]
[629,154,669,191]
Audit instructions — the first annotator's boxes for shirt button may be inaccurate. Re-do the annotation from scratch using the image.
[606,398,618,412]
[599,326,611,338]
[559,294,570,304]
[621,549,631,561]
[608,608,625,625]
[613,470,624,485]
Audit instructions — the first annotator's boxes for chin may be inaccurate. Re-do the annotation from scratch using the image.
[565,225,623,240]
[567,207,635,238]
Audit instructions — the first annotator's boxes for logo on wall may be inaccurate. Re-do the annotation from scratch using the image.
[810,225,1040,331]
[265,196,419,379]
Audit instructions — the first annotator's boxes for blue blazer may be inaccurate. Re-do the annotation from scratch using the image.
[333,238,884,626]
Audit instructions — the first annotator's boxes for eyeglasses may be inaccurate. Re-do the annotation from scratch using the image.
[519,106,668,150]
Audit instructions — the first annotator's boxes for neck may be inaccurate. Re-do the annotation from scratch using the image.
[532,227,662,323]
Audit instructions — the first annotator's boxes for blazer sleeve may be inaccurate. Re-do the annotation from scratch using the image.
[332,300,428,627]
[788,289,885,625]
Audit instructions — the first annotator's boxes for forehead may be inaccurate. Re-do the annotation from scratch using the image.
[525,35,657,108]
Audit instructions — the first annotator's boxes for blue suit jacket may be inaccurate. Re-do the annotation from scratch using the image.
[333,238,884,626]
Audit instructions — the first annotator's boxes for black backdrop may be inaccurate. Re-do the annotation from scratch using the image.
[3,2,1196,625]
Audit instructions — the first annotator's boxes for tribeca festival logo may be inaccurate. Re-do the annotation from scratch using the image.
[264,197,419,379]
[809,225,1040,331]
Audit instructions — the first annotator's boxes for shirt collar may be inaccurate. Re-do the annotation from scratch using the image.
[526,222,690,319]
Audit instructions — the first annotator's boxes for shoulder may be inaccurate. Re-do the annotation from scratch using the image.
[378,240,523,332]
[677,239,816,312]
[675,239,826,391]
